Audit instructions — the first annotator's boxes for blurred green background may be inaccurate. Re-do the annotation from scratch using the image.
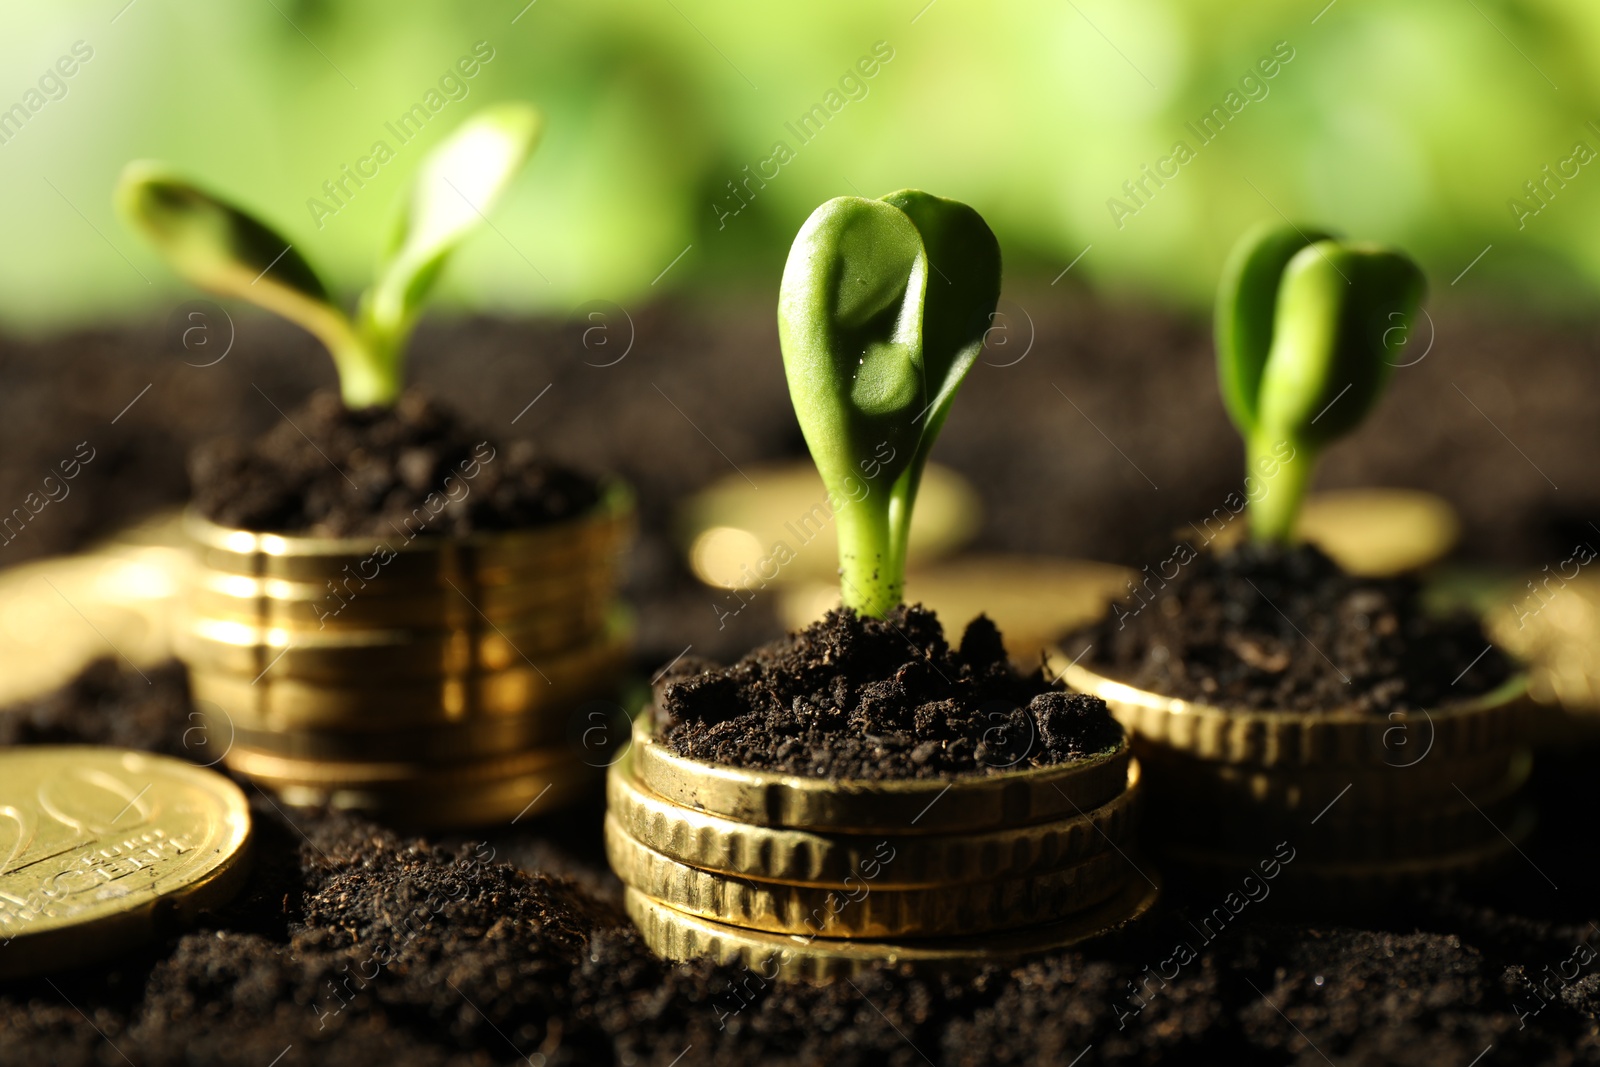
[2,0,1597,328]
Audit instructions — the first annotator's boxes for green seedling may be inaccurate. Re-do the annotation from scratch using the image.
[1215,222,1426,544]
[116,103,542,409]
[778,190,1000,618]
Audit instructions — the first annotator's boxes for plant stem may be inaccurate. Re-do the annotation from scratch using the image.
[834,486,904,619]
[1247,433,1315,544]
[332,337,401,410]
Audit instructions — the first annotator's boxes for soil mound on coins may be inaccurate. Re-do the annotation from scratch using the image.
[654,605,1123,779]
[1071,541,1513,713]
[190,388,598,537]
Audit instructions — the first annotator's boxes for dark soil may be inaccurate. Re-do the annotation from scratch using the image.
[655,606,1121,779]
[1070,541,1516,713]
[2,659,1598,1066]
[189,389,599,537]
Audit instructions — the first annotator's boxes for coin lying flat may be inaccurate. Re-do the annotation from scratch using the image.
[0,550,181,706]
[680,462,980,589]
[607,748,1140,888]
[0,747,251,979]
[629,716,1131,835]
[780,555,1133,660]
[605,816,1135,938]
[624,878,1160,981]
[1199,488,1460,577]
[1487,571,1600,716]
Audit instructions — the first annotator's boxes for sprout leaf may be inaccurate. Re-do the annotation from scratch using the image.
[1217,224,1426,543]
[1214,221,1336,436]
[364,103,543,359]
[115,161,379,401]
[116,104,543,411]
[880,189,1003,480]
[778,191,999,616]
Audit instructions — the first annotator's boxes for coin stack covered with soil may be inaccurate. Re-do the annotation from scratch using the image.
[178,392,633,825]
[607,606,1155,978]
[1060,541,1529,896]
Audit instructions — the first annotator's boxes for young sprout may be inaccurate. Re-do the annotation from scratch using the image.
[1215,222,1425,544]
[115,103,542,409]
[778,190,1000,618]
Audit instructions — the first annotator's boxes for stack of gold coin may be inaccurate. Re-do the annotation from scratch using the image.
[1059,661,1533,896]
[176,484,634,825]
[606,716,1157,979]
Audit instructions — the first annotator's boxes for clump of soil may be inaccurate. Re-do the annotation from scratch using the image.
[655,605,1123,779]
[1071,541,1514,713]
[189,389,599,537]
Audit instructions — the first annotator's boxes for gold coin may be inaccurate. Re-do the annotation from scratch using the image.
[187,620,630,730]
[623,878,1160,981]
[1133,742,1525,816]
[177,605,612,681]
[0,552,177,705]
[629,715,1130,834]
[680,462,979,589]
[186,481,634,585]
[605,816,1135,938]
[188,565,615,632]
[224,739,573,787]
[779,555,1133,659]
[1200,488,1460,577]
[1163,802,1536,894]
[0,511,190,705]
[220,711,569,763]
[254,748,597,826]
[1487,571,1600,715]
[1152,750,1532,862]
[188,515,628,585]
[1056,660,1526,767]
[286,766,593,827]
[0,747,251,980]
[607,748,1140,888]
[96,506,189,550]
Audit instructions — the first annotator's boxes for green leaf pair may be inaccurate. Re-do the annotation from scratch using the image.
[1215,223,1426,544]
[116,103,542,409]
[778,190,1000,618]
